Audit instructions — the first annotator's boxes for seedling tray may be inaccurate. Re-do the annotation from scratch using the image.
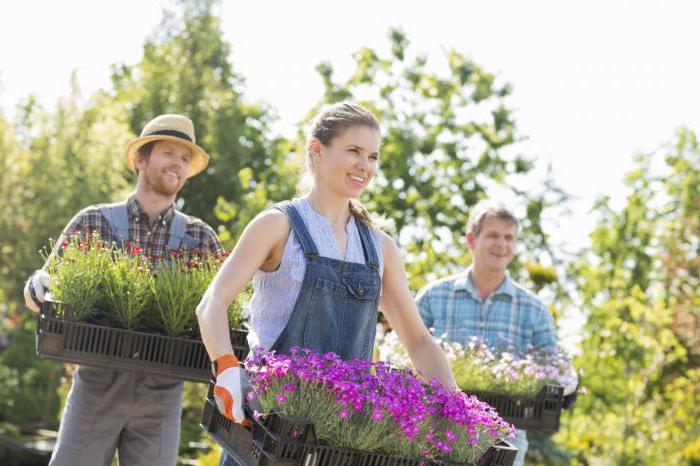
[35,300,248,383]
[465,385,563,432]
[201,391,516,466]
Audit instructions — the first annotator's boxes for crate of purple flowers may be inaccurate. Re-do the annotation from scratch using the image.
[36,300,249,383]
[200,397,517,466]
[466,385,563,432]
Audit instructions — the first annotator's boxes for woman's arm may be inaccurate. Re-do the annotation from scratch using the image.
[378,232,457,389]
[196,209,290,360]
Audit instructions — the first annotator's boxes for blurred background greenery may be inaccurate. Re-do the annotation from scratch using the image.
[1,1,698,464]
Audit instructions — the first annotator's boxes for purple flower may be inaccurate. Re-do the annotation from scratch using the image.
[245,348,514,463]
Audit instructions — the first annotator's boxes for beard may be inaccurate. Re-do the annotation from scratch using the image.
[143,169,184,196]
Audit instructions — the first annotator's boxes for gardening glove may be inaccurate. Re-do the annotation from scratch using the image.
[213,354,249,425]
[24,270,51,313]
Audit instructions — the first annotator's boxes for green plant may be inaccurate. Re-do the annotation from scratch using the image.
[45,235,112,320]
[102,245,151,329]
[47,234,241,337]
[148,254,209,337]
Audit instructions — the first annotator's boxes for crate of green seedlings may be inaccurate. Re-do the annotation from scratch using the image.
[376,330,577,432]
[200,349,518,466]
[35,233,249,383]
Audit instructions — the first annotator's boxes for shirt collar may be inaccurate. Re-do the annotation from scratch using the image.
[457,266,517,299]
[126,193,175,224]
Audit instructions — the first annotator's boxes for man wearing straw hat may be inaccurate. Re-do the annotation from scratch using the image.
[23,114,224,466]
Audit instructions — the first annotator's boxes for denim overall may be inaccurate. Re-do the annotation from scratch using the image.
[99,202,199,250]
[50,202,196,466]
[220,201,382,465]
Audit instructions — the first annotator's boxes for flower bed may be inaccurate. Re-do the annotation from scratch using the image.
[35,233,249,382]
[201,348,516,465]
[376,329,577,432]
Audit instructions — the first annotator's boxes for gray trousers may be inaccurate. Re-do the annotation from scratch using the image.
[49,366,184,466]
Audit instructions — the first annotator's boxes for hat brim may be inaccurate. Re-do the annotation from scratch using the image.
[125,135,209,178]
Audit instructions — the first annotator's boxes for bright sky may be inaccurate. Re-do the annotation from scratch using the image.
[2,0,699,254]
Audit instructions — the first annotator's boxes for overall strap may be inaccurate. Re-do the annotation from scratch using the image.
[274,201,319,260]
[167,211,188,250]
[99,202,130,244]
[355,218,380,272]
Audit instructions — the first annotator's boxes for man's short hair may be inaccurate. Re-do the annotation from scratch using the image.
[467,200,519,237]
[133,141,158,175]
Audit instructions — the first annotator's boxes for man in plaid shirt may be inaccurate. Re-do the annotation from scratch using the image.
[23,114,223,466]
[416,200,557,466]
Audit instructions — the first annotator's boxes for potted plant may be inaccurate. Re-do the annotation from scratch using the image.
[201,348,518,466]
[36,233,248,382]
[376,328,577,432]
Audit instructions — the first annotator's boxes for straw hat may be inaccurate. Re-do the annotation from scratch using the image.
[125,114,209,178]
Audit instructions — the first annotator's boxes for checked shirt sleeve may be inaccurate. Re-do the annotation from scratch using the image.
[532,302,557,351]
[415,286,435,331]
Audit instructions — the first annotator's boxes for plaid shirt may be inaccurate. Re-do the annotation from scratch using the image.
[416,267,556,354]
[44,194,224,267]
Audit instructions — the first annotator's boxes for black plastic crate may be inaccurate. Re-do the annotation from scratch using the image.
[201,395,517,466]
[465,385,563,432]
[35,300,248,383]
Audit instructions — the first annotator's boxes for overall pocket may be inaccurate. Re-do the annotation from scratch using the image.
[304,277,379,359]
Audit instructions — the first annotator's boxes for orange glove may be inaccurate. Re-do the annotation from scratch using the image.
[213,354,249,426]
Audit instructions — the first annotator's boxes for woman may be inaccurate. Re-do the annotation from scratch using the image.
[196,102,456,430]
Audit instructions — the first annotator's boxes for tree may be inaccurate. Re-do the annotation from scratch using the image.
[0,81,131,306]
[557,128,700,465]
[659,129,700,364]
[109,0,294,244]
[304,29,566,292]
[0,81,132,433]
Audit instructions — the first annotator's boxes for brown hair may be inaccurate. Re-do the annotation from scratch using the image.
[467,200,520,237]
[133,141,158,175]
[299,102,381,227]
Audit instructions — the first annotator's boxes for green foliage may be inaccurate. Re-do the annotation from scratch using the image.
[12,2,700,465]
[109,0,294,244]
[306,29,566,291]
[0,88,131,307]
[148,261,205,336]
[525,262,558,293]
[102,249,152,329]
[554,128,700,465]
[47,237,112,320]
[47,237,241,337]
[0,311,63,425]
